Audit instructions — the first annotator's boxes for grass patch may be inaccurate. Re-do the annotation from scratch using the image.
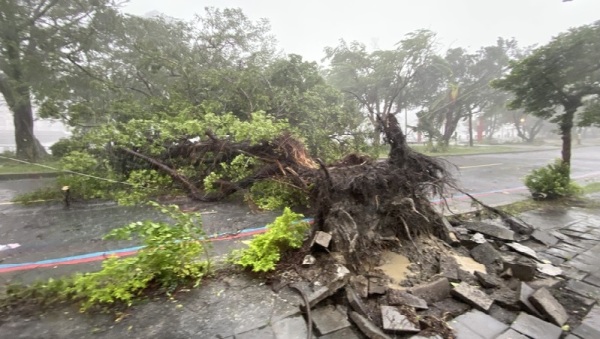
[410,145,526,156]
[583,182,600,194]
[0,157,60,175]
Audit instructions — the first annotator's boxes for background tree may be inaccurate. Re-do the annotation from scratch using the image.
[0,0,117,161]
[493,21,600,167]
[324,30,437,148]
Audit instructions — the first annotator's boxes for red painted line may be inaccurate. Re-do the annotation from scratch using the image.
[0,250,139,273]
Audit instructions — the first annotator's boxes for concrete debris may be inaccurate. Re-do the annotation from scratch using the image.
[345,287,370,318]
[349,275,369,298]
[529,287,568,326]
[381,306,420,333]
[368,277,387,296]
[502,258,536,281]
[311,231,332,249]
[312,305,352,336]
[506,242,539,260]
[409,278,451,304]
[463,221,515,241]
[470,242,502,265]
[387,289,428,310]
[302,255,316,265]
[349,311,391,339]
[510,312,562,339]
[451,282,494,312]
[536,263,562,276]
[474,271,504,288]
[471,233,487,244]
[518,282,542,317]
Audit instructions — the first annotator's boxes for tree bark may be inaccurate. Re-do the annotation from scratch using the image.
[12,91,47,161]
[560,108,576,168]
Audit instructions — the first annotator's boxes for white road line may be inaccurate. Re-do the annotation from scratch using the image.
[459,163,503,169]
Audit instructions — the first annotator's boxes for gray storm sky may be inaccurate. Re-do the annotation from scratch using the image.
[123,0,600,62]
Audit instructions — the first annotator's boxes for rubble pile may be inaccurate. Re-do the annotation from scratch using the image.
[272,216,600,339]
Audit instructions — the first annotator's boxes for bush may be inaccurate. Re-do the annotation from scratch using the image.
[524,159,582,199]
[49,138,82,158]
[232,207,309,272]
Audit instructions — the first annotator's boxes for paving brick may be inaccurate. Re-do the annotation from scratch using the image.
[573,305,600,339]
[318,327,361,339]
[529,287,568,326]
[538,252,566,266]
[560,266,588,280]
[235,326,276,339]
[506,242,538,260]
[449,310,508,339]
[531,230,559,246]
[349,311,391,339]
[380,306,420,333]
[510,312,562,339]
[387,289,428,309]
[463,221,515,241]
[271,316,309,339]
[583,272,600,288]
[495,328,528,339]
[565,279,600,300]
[561,230,600,241]
[311,305,351,336]
[451,282,494,312]
[471,242,502,265]
[518,282,542,317]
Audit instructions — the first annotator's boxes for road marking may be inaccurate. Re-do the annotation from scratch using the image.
[459,163,503,169]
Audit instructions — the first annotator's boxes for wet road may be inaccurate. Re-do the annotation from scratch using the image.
[0,146,599,284]
[446,145,600,193]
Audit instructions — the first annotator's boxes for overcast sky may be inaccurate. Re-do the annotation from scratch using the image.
[125,1,598,62]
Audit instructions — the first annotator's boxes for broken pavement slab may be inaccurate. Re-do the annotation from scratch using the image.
[531,229,559,246]
[380,306,420,333]
[311,231,332,249]
[528,287,568,326]
[349,311,391,339]
[271,315,311,339]
[312,305,352,336]
[474,271,504,288]
[449,309,509,339]
[495,328,529,339]
[451,282,494,312]
[409,277,451,304]
[510,312,562,339]
[463,221,515,241]
[518,282,543,317]
[502,258,537,281]
[470,242,502,265]
[387,289,428,310]
[506,242,539,260]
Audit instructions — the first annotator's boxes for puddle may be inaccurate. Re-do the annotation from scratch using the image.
[453,254,486,274]
[377,251,411,287]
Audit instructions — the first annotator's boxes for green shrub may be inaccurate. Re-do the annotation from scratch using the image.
[524,159,582,199]
[3,202,211,312]
[232,207,309,272]
[49,138,83,158]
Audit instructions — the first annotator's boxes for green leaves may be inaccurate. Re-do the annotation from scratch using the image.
[524,159,582,199]
[232,207,309,272]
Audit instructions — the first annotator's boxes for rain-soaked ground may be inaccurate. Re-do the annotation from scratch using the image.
[0,180,278,286]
